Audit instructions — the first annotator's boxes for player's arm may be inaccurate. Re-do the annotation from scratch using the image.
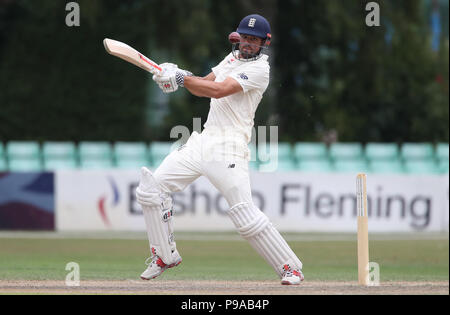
[184,76,242,99]
[188,72,215,82]
[153,65,240,97]
[201,72,216,81]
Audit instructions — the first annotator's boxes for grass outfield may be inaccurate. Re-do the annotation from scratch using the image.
[0,232,448,283]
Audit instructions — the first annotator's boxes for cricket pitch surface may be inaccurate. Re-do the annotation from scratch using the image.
[0,280,448,295]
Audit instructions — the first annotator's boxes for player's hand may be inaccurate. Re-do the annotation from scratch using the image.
[156,77,178,93]
[153,63,193,93]
[157,63,179,75]
[153,63,179,93]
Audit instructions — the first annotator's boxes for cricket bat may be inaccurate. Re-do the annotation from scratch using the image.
[103,38,162,75]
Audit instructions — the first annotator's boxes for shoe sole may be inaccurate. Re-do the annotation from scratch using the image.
[140,259,182,281]
[168,259,182,268]
[281,275,304,285]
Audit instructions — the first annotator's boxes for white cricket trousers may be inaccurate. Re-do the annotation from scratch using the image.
[153,129,253,207]
[149,127,304,277]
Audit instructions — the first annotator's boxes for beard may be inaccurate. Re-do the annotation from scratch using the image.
[239,44,261,59]
[231,42,265,62]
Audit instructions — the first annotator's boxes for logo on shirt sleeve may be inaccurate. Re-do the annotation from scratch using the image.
[238,73,248,80]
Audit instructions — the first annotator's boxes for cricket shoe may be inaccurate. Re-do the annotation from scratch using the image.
[140,251,182,280]
[281,264,304,285]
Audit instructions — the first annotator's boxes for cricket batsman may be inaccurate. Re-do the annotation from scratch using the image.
[136,14,304,285]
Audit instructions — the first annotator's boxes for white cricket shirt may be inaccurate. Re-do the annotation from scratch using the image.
[203,52,270,144]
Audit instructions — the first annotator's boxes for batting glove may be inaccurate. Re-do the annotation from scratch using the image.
[175,69,193,87]
[153,63,193,93]
[151,63,175,93]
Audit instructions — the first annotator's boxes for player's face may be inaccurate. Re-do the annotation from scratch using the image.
[239,34,264,59]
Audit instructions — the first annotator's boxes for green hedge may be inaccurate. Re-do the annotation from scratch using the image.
[0,0,448,143]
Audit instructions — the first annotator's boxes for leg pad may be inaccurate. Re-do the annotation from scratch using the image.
[136,167,177,264]
[228,202,303,277]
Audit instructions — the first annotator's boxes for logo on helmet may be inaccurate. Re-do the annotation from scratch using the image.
[248,18,256,28]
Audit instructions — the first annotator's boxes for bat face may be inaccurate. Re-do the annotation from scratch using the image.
[103,38,162,75]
